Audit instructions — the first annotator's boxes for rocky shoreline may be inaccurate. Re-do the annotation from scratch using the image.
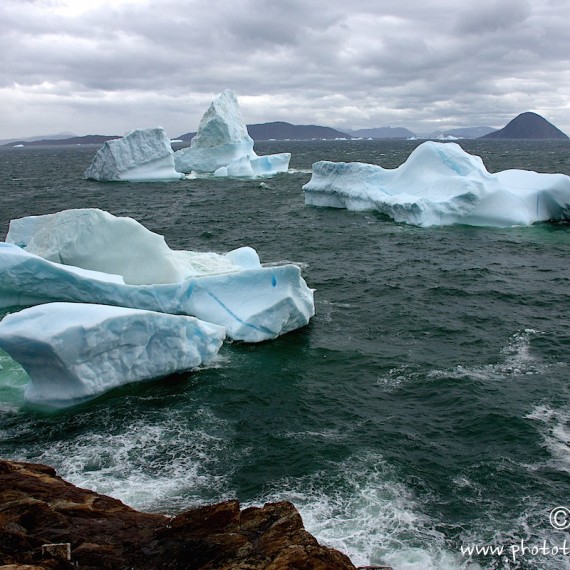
[0,459,367,569]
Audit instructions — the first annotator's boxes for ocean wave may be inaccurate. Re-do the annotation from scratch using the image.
[526,405,570,474]
[254,451,466,569]
[6,405,235,514]
[429,329,548,382]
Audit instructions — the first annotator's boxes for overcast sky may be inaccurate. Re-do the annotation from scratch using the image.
[2,0,570,139]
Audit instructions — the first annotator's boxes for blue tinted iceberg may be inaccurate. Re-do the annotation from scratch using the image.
[250,153,291,176]
[84,127,184,182]
[303,141,570,227]
[6,209,258,285]
[0,302,225,408]
[174,89,290,177]
[0,243,314,343]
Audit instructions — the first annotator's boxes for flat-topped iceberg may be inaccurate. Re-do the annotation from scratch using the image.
[84,127,184,182]
[174,89,290,178]
[6,209,256,285]
[0,243,314,342]
[303,141,570,227]
[1,210,315,343]
[0,302,225,408]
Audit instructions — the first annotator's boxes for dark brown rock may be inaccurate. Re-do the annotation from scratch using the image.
[0,459,356,569]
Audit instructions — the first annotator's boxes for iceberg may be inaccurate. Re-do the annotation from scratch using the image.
[174,89,290,177]
[0,302,225,408]
[84,127,184,182]
[0,243,314,343]
[303,141,570,227]
[6,209,258,285]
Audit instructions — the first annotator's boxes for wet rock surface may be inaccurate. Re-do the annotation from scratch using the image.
[0,459,356,569]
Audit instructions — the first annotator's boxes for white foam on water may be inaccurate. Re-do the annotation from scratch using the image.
[429,329,548,382]
[526,405,570,473]
[457,503,570,570]
[288,168,312,174]
[262,447,567,569]
[14,407,234,514]
[494,329,546,376]
[375,330,547,393]
[376,365,416,391]
[254,451,467,570]
[283,427,346,442]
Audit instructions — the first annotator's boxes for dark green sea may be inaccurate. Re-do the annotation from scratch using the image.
[1,139,569,569]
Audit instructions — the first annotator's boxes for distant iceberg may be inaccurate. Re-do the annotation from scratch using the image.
[174,90,290,178]
[84,127,184,182]
[1,209,315,342]
[303,141,570,227]
[0,302,225,408]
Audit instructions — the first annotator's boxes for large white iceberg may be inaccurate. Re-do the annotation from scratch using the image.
[84,127,184,182]
[0,243,314,343]
[0,302,225,408]
[6,209,256,285]
[303,141,570,227]
[174,89,290,177]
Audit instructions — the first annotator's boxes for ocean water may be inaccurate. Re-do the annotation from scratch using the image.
[1,139,570,569]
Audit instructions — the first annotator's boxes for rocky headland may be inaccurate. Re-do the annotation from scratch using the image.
[0,459,367,569]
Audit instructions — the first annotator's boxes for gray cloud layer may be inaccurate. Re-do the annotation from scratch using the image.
[2,0,570,138]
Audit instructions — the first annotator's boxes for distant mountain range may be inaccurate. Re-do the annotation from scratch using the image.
[480,112,569,140]
[443,126,497,138]
[0,132,76,145]
[3,112,568,146]
[249,121,353,140]
[4,134,120,146]
[344,126,416,139]
[178,122,352,142]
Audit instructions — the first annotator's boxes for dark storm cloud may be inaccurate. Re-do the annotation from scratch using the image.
[1,0,569,138]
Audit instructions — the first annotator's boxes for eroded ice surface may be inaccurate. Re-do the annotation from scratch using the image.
[0,302,225,408]
[303,141,570,227]
[0,243,314,343]
[84,127,184,182]
[174,89,290,177]
[6,209,259,285]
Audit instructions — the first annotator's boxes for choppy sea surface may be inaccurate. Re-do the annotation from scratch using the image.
[1,139,569,569]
